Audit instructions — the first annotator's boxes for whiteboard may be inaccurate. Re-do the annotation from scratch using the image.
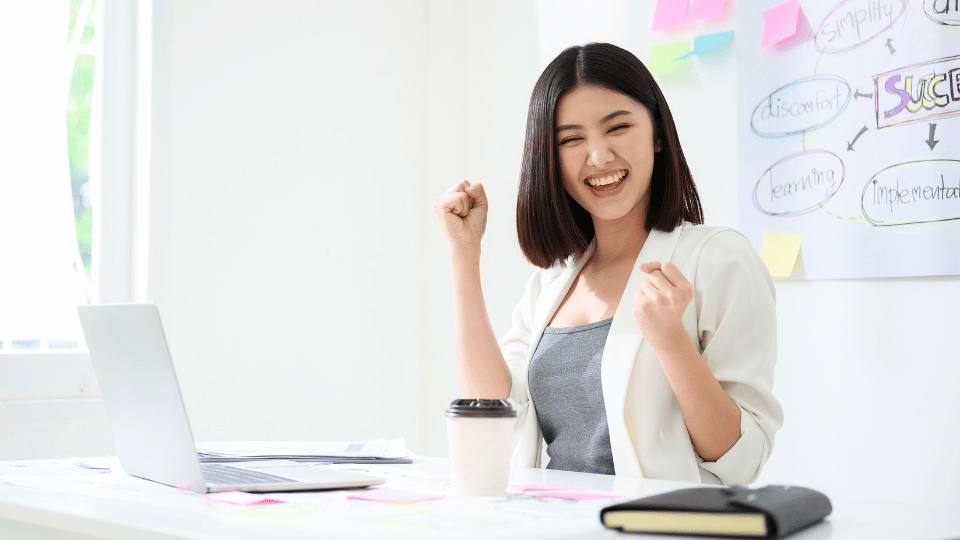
[737,0,960,279]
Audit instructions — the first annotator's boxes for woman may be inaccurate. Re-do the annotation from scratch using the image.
[432,43,782,486]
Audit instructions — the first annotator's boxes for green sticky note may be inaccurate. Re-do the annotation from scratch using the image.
[647,41,690,78]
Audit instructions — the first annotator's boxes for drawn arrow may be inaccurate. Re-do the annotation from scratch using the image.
[926,123,939,150]
[847,126,868,151]
[885,38,896,55]
[854,89,874,100]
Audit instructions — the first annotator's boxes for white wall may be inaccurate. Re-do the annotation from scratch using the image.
[129,0,960,508]
[144,0,539,452]
[147,0,429,443]
[418,0,540,455]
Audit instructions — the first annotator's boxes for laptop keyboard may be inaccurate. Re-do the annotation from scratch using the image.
[202,463,299,486]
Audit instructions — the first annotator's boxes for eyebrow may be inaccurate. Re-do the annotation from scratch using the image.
[556,110,633,133]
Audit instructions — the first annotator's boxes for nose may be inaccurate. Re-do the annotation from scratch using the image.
[586,139,614,168]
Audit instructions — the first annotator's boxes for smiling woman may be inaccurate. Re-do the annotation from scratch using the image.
[433,42,782,486]
[516,44,702,270]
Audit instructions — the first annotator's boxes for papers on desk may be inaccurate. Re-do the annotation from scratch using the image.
[195,438,412,464]
[0,457,638,540]
[347,488,445,503]
[205,491,288,506]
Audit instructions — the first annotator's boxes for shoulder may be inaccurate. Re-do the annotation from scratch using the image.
[673,223,758,264]
[672,223,773,294]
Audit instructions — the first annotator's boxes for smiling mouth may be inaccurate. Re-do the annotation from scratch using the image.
[585,170,628,190]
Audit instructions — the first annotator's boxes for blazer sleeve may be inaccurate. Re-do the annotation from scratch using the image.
[693,230,784,486]
[498,269,540,429]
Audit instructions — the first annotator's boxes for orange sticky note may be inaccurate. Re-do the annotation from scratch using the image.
[652,0,689,31]
[760,0,802,49]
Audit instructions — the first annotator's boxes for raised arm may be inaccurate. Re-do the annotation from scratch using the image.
[432,181,512,399]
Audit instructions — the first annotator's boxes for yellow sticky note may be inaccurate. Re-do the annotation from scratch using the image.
[761,232,801,277]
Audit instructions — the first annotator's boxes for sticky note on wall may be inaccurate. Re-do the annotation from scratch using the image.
[688,0,728,21]
[648,41,690,78]
[652,0,689,31]
[760,0,802,49]
[761,232,801,277]
[675,31,734,60]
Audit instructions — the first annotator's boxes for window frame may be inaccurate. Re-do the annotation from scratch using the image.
[0,0,143,399]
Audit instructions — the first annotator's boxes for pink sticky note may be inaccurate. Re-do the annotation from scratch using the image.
[511,482,579,492]
[537,490,626,501]
[688,0,728,20]
[760,0,802,49]
[205,491,287,506]
[347,488,445,503]
[652,0,688,31]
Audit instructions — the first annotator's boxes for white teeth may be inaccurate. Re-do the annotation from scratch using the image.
[587,170,626,187]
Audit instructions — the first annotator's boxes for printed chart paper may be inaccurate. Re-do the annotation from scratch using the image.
[0,459,635,540]
[738,0,960,279]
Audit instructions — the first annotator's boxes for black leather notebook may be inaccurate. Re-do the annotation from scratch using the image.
[600,485,832,538]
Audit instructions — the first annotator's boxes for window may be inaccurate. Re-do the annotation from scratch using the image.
[0,0,99,352]
[1,0,137,459]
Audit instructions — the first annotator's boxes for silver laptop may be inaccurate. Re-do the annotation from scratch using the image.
[77,302,385,493]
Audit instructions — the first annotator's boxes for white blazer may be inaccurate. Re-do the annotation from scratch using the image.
[500,223,784,486]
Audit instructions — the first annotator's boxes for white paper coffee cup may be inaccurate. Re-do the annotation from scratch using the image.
[445,399,517,496]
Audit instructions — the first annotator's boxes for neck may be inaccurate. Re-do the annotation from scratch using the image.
[590,205,649,268]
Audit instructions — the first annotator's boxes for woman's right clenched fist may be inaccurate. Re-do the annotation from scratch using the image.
[432,181,488,249]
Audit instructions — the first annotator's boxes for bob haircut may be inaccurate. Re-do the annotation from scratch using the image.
[516,42,703,269]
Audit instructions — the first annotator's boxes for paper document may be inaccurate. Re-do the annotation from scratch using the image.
[195,438,410,464]
[1,457,634,540]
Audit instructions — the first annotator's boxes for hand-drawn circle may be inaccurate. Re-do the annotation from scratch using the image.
[924,0,960,25]
[814,0,908,54]
[750,75,851,138]
[754,150,845,216]
[861,159,960,226]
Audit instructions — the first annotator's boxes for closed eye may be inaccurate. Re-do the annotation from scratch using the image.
[608,124,630,133]
[558,136,583,146]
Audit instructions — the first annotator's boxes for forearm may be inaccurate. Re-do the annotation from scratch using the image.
[651,329,741,463]
[449,248,512,399]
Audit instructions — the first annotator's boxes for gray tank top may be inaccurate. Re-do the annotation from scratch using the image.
[528,317,615,475]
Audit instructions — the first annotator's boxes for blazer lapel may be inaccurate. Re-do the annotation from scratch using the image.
[602,225,684,477]
[517,242,596,468]
[529,241,597,346]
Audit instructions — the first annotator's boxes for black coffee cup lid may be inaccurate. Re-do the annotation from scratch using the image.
[445,399,517,418]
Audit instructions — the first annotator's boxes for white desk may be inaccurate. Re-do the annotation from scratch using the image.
[0,457,957,540]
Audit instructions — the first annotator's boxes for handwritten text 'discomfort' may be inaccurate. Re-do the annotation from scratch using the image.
[751,75,851,138]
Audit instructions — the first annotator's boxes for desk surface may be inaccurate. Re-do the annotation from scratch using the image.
[0,457,957,540]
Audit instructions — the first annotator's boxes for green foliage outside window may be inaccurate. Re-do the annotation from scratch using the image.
[67,0,95,280]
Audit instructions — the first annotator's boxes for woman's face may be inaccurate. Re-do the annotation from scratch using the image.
[555,84,660,226]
